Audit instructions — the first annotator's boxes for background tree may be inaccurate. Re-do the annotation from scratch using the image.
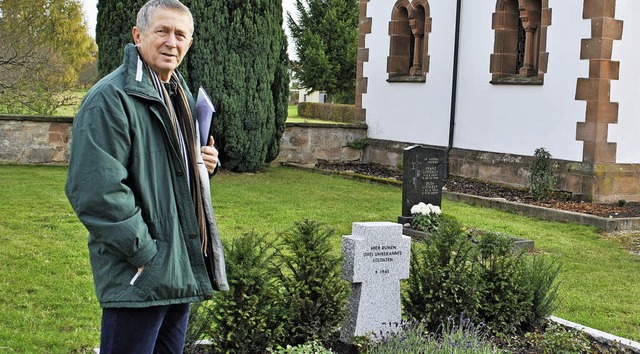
[96,0,146,77]
[77,55,99,90]
[287,0,358,103]
[0,0,97,115]
[187,0,289,172]
[95,0,289,172]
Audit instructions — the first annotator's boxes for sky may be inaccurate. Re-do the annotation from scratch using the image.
[80,0,298,58]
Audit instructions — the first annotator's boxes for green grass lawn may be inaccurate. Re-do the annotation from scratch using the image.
[1,164,639,352]
[288,105,298,118]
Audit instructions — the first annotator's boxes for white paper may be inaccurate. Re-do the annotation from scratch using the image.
[196,87,215,147]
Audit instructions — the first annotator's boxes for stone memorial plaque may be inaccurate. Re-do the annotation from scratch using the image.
[399,145,446,224]
[341,222,411,340]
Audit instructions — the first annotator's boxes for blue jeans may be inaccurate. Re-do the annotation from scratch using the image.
[100,303,190,354]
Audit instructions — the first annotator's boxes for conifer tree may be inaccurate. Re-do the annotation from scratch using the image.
[187,0,289,172]
[96,0,289,172]
[96,1,146,77]
[288,0,358,103]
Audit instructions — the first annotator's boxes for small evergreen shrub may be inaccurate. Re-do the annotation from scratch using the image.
[183,302,214,354]
[522,256,561,330]
[205,231,284,354]
[274,219,349,347]
[403,216,481,332]
[185,220,353,353]
[475,232,532,334]
[529,147,556,200]
[403,215,561,336]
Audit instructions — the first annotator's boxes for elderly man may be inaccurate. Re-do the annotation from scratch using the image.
[65,0,227,352]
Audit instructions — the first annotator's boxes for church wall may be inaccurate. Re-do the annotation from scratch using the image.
[362,0,589,162]
[454,1,588,162]
[362,0,457,148]
[609,0,640,164]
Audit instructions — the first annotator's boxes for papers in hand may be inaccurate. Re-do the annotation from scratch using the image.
[196,87,215,147]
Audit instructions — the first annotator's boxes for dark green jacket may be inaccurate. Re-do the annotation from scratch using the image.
[66,44,228,308]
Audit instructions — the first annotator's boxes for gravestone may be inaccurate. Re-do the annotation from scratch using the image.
[398,145,446,224]
[341,222,411,340]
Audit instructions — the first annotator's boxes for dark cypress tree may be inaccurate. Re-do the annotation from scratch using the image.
[96,1,146,77]
[96,0,288,171]
[187,0,289,172]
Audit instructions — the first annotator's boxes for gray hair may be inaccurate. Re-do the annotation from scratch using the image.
[136,0,194,35]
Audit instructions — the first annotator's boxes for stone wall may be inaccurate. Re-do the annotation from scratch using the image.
[275,122,368,165]
[0,115,72,164]
[0,115,368,167]
[364,138,640,203]
[4,115,640,202]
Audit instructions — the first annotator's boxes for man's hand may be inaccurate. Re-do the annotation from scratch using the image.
[201,136,219,175]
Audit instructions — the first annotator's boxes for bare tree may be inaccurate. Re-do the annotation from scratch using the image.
[0,0,97,115]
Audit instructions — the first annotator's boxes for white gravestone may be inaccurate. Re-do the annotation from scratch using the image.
[341,222,411,340]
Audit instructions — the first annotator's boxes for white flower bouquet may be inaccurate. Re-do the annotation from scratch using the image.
[410,202,442,233]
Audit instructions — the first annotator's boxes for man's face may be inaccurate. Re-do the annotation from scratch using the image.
[132,8,193,82]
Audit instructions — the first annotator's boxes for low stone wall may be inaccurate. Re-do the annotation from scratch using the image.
[7,115,638,203]
[447,148,640,203]
[0,115,368,167]
[275,122,368,165]
[364,138,640,203]
[0,115,72,165]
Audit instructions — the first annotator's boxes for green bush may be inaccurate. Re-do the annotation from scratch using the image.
[476,232,532,334]
[402,216,481,331]
[298,102,356,123]
[203,231,284,354]
[403,216,561,336]
[185,220,350,353]
[274,219,349,347]
[183,302,214,354]
[529,147,556,200]
[522,255,561,330]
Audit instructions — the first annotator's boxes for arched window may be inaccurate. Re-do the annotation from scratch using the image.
[387,0,431,82]
[490,0,549,84]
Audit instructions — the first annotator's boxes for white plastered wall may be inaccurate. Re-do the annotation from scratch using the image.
[363,0,456,148]
[363,0,590,162]
[608,0,640,164]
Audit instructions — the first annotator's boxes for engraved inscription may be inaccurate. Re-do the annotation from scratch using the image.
[362,244,403,268]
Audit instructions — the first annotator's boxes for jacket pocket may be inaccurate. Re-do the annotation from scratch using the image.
[131,241,161,297]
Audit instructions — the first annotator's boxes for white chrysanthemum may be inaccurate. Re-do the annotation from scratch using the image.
[411,202,430,215]
[427,204,442,215]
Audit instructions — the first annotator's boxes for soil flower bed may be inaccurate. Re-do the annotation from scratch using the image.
[315,161,640,219]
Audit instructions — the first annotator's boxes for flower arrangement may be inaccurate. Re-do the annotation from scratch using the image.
[410,202,442,233]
